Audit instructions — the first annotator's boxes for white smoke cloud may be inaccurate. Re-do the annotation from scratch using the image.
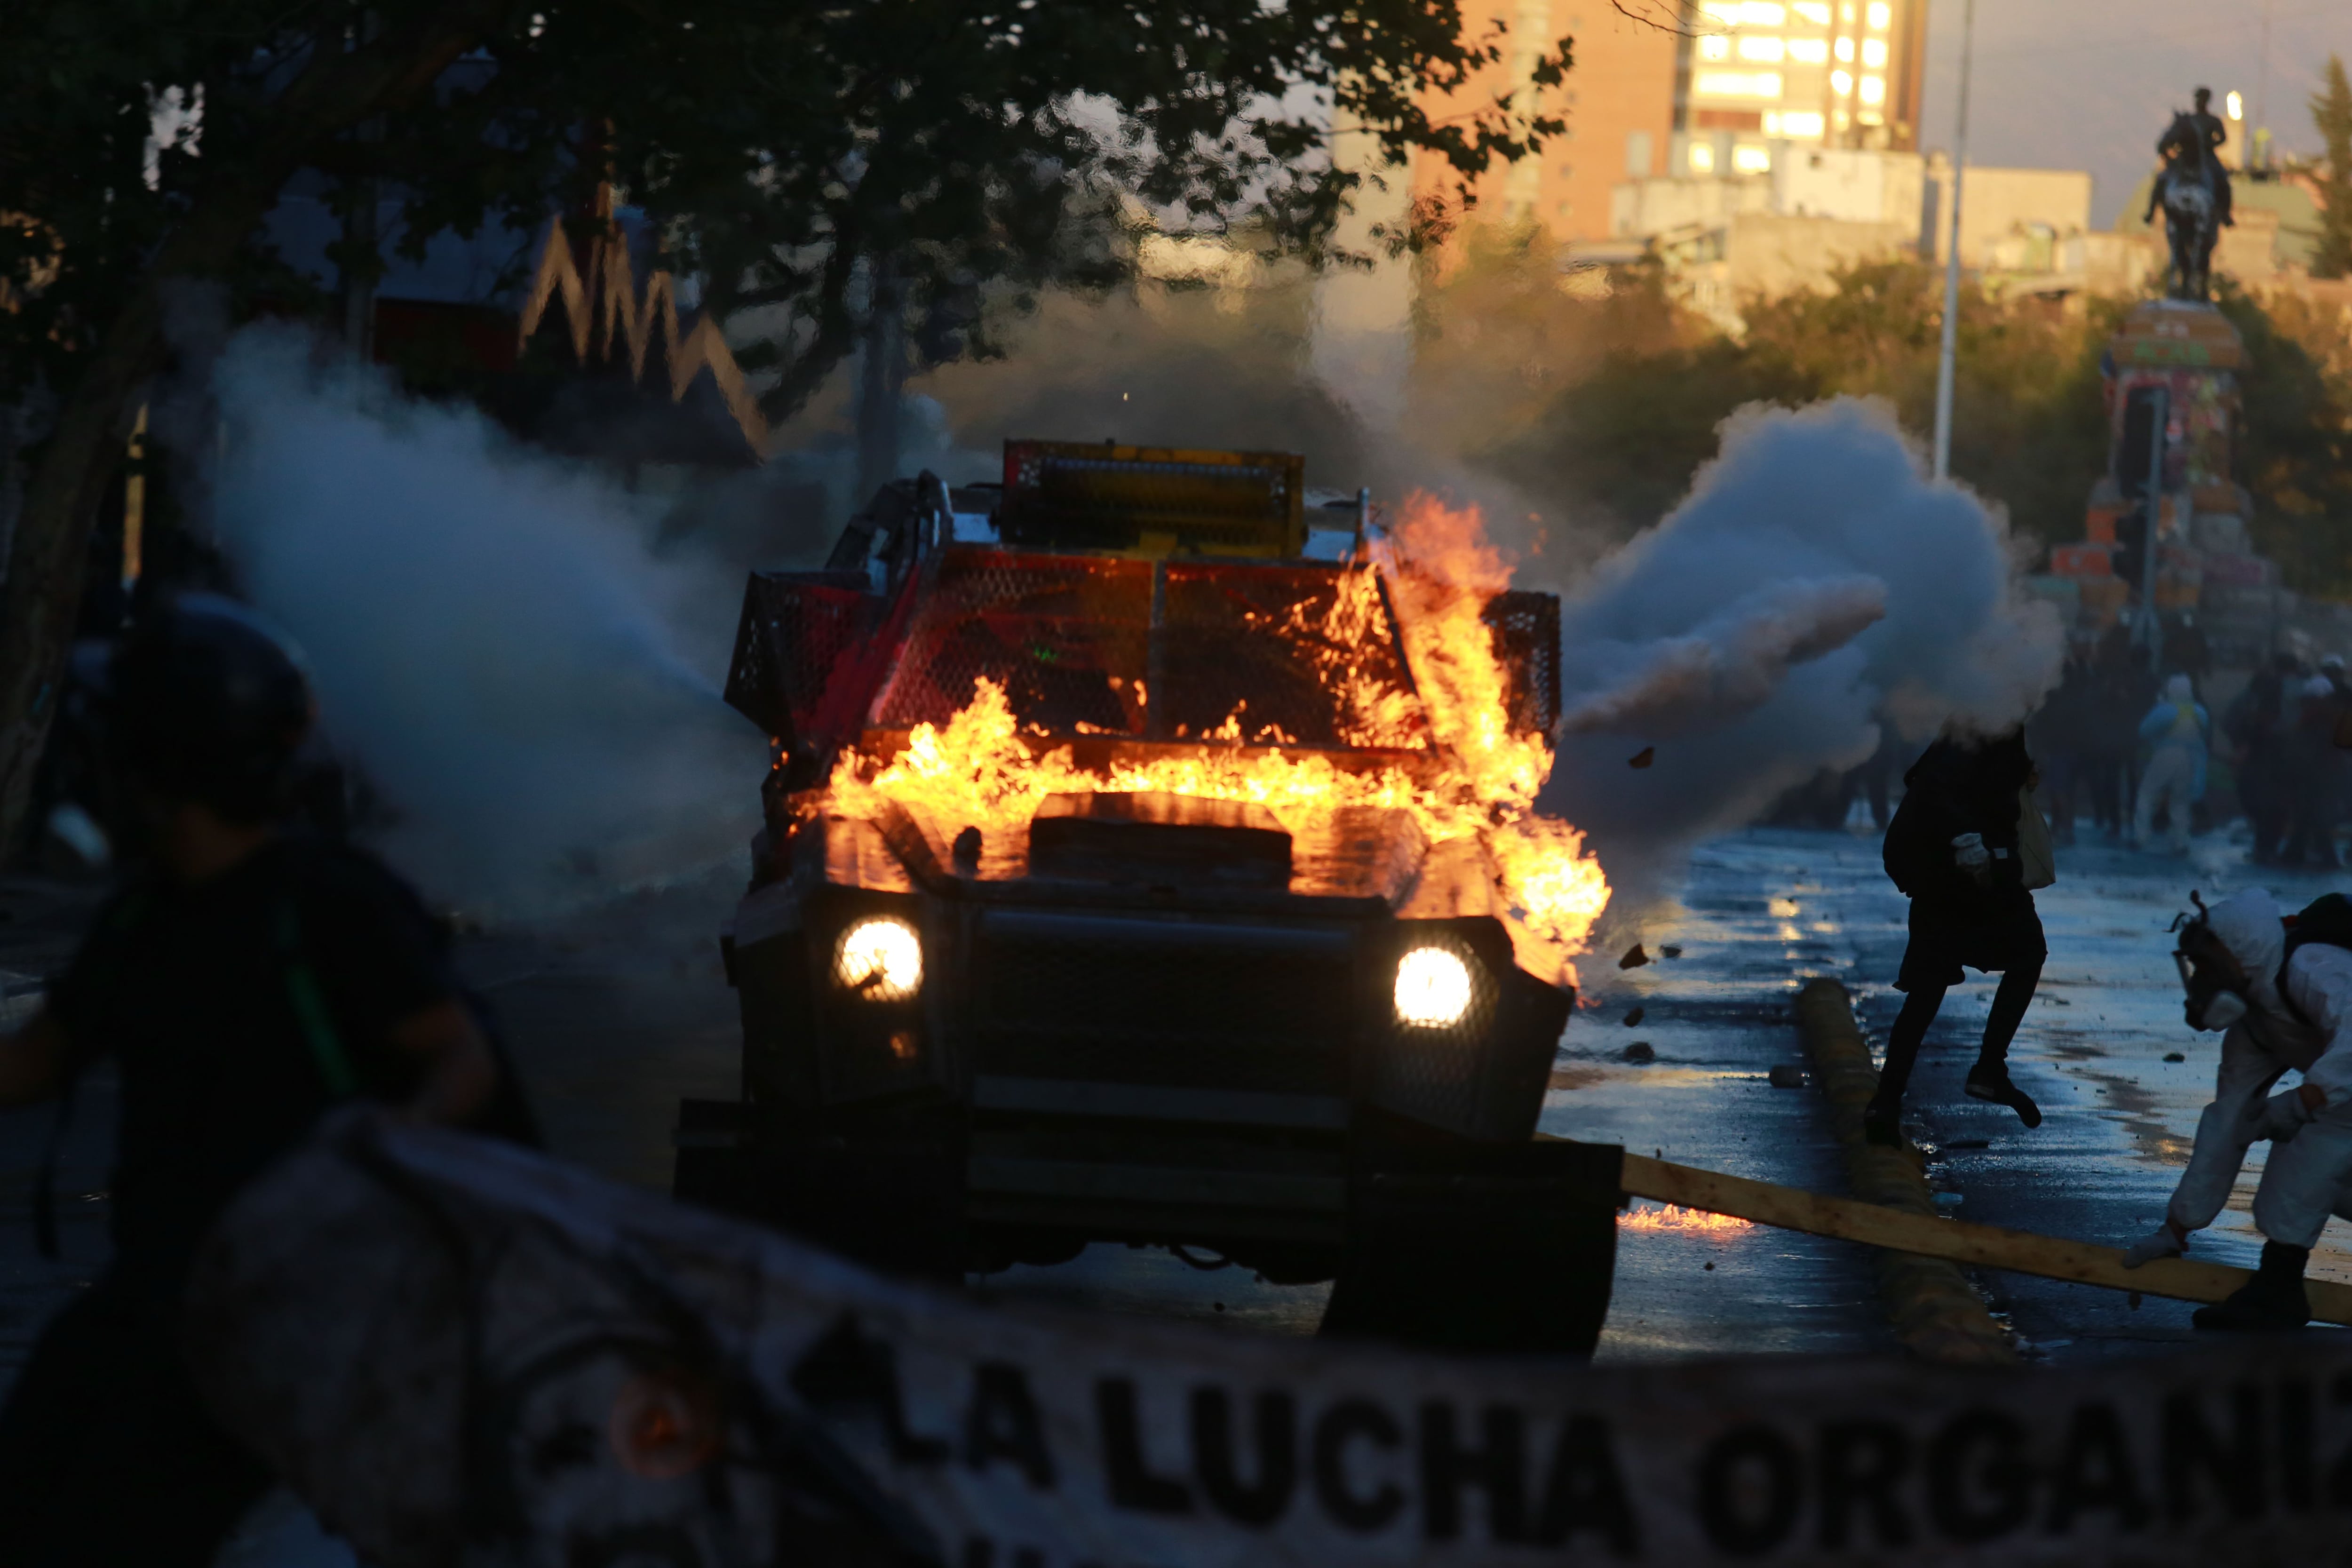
[1542,396,2064,883]
[205,325,765,916]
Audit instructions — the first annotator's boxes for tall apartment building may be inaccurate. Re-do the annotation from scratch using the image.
[1675,0,1928,175]
[1409,1,1925,244]
[1409,3,1678,246]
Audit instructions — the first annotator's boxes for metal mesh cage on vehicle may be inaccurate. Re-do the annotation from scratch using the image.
[1482,590,1562,739]
[866,547,1433,748]
[724,572,874,745]
[872,551,1153,734]
[1156,564,1428,748]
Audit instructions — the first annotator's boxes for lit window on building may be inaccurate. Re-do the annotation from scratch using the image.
[1732,144,1773,173]
[1858,110,1884,126]
[1861,37,1888,67]
[1697,33,1732,59]
[1787,37,1829,63]
[1700,0,1740,21]
[1834,35,1855,61]
[1830,69,1853,96]
[1840,0,1857,19]
[1689,141,1717,173]
[1737,35,1786,61]
[1866,0,1890,27]
[1859,73,1885,105]
[1779,110,1826,136]
[1792,0,1832,21]
[1694,71,1784,98]
[1739,1,1788,22]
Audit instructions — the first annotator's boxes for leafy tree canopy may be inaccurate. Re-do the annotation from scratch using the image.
[2312,53,2352,280]
[0,0,1572,417]
[1428,250,2351,596]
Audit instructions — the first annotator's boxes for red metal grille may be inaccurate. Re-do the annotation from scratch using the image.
[1482,590,1562,738]
[725,572,873,745]
[1157,564,1427,748]
[872,550,1153,734]
[867,549,1436,747]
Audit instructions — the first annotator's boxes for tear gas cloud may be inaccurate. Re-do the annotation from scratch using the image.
[205,326,764,916]
[196,316,2052,923]
[1540,397,2065,892]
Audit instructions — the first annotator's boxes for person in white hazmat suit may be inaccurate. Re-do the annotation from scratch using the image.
[2122,886,2352,1329]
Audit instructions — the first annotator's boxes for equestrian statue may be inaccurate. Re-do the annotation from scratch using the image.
[2144,86,2234,302]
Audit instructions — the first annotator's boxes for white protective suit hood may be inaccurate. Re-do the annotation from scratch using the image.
[2206,886,2290,1023]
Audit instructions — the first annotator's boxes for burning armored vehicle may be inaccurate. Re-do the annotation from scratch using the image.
[678,443,1618,1352]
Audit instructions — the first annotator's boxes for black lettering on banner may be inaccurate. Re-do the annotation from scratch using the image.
[788,1311,951,1463]
[2043,1403,2150,1535]
[2278,1379,2315,1512]
[2328,1371,2352,1508]
[1313,1400,1406,1533]
[1923,1409,2032,1544]
[1534,1414,1641,1556]
[966,1362,1057,1490]
[1420,1403,1529,1543]
[1817,1420,1912,1550]
[1097,1379,1193,1514]
[1696,1425,1804,1557]
[1190,1388,1297,1527]
[2161,1383,2264,1521]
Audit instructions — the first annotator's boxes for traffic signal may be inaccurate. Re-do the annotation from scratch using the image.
[2120,386,2168,501]
[2112,508,2151,593]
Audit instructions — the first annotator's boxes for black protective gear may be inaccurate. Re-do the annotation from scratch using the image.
[2192,1241,2312,1331]
[94,593,316,823]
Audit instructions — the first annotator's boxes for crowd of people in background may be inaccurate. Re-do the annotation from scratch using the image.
[1793,620,2352,866]
[2030,624,2352,865]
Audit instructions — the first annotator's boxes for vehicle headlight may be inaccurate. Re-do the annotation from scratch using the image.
[834,917,923,1002]
[1394,946,1473,1028]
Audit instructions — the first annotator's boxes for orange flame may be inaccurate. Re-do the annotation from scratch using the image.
[1619,1203,1756,1236]
[820,493,1610,979]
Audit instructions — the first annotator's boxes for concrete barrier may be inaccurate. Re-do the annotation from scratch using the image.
[1794,977,2018,1365]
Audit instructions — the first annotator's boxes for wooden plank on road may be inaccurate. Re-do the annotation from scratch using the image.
[1617,1148,2352,1328]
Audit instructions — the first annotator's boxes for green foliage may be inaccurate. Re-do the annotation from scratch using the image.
[1405,224,1686,462]
[0,0,1573,420]
[2312,54,2352,280]
[1475,260,2118,548]
[1446,255,2352,597]
[2217,284,2352,597]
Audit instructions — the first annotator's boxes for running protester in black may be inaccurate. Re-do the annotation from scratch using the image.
[1871,727,2049,1146]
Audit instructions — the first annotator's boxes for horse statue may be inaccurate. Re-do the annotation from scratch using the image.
[2145,105,2232,302]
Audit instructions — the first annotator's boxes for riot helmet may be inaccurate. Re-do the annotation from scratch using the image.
[92,593,318,824]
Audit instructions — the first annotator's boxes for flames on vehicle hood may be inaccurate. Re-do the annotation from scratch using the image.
[815,494,1610,984]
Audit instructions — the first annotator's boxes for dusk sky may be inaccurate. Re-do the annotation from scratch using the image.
[1914,0,2350,223]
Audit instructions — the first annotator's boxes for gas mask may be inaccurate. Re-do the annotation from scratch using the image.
[2175,896,2252,1032]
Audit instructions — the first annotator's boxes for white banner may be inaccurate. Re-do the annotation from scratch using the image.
[186,1115,2352,1567]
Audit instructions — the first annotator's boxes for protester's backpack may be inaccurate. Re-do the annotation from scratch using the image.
[2278,891,2352,1028]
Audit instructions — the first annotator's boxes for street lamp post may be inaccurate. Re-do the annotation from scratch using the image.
[1931,0,1975,481]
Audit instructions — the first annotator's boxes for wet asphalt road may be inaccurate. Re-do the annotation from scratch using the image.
[970,822,2352,1364]
[2,821,2347,1398]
